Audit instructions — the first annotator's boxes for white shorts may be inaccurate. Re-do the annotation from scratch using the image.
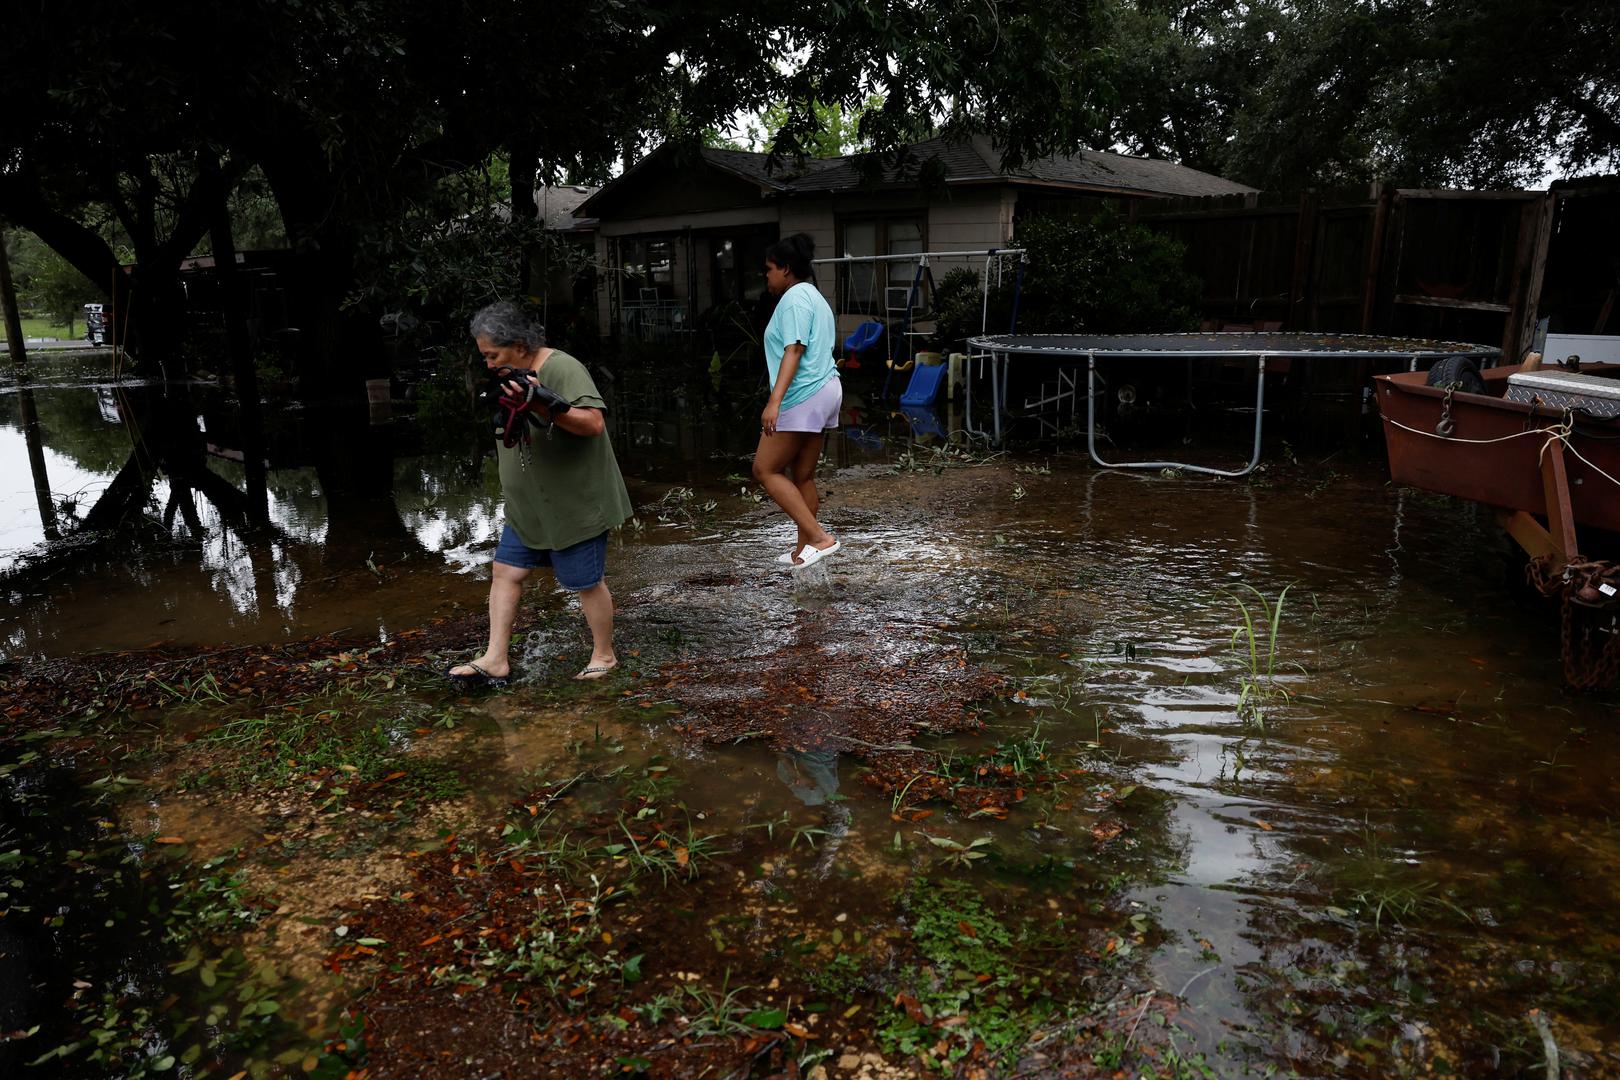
[777,377,842,432]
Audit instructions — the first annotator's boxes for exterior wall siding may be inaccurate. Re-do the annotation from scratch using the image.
[925,189,1014,250]
[778,202,837,314]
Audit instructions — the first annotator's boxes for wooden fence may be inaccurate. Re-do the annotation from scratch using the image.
[1138,184,1559,364]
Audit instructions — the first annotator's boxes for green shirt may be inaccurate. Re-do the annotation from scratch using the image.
[496,350,634,551]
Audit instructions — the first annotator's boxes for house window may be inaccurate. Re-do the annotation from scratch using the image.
[711,229,775,308]
[837,216,927,315]
[621,238,675,299]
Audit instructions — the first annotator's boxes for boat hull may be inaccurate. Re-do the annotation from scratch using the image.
[1375,366,1620,535]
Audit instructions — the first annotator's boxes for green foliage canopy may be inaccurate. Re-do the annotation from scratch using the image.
[4,230,100,336]
[1107,0,1620,188]
[0,0,1118,370]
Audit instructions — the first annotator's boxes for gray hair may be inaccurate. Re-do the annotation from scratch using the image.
[469,301,546,352]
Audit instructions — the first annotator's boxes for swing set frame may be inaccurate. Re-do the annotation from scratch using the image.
[811,248,1026,413]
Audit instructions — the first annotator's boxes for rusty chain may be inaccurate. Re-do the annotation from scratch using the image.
[1435,385,1457,437]
[1527,554,1620,689]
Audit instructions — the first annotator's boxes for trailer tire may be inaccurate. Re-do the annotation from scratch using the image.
[1425,355,1486,395]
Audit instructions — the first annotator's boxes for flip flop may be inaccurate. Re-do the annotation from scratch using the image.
[444,660,513,689]
[793,541,840,570]
[775,551,800,565]
[573,660,619,681]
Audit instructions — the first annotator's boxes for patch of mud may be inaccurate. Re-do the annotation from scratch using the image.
[654,607,1001,755]
[0,608,543,747]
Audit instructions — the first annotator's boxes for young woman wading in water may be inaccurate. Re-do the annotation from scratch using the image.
[753,233,842,569]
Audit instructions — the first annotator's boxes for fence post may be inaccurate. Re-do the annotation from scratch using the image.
[1505,192,1556,360]
[1358,183,1391,333]
[1288,191,1319,329]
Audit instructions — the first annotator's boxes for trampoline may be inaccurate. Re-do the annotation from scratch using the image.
[966,332,1501,476]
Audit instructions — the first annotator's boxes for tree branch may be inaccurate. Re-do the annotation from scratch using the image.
[1557,90,1620,159]
[0,179,126,301]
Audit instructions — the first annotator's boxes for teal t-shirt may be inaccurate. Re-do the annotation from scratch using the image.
[496,350,634,551]
[763,281,837,410]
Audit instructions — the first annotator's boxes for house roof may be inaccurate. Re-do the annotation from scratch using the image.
[696,147,846,191]
[535,185,599,231]
[575,137,1253,219]
[488,185,601,231]
[782,136,1256,198]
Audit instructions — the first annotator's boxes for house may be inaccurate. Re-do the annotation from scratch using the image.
[572,136,1257,347]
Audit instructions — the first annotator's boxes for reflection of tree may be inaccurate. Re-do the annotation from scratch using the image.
[1,382,131,474]
[307,404,428,565]
[78,386,271,540]
[14,382,59,539]
[392,451,502,554]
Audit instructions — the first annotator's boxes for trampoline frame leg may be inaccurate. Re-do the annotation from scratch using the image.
[1087,354,1269,478]
[964,350,1002,442]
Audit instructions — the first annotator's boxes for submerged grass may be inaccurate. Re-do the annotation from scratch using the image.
[186,685,467,806]
[1328,824,1473,932]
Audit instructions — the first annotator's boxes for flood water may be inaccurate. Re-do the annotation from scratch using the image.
[2,353,1618,1077]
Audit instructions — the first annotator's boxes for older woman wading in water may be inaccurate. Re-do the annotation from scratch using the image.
[447,301,634,687]
[754,233,842,569]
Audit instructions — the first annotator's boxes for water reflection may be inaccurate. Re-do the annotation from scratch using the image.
[0,367,902,659]
[776,747,841,806]
[0,378,509,658]
[14,382,59,540]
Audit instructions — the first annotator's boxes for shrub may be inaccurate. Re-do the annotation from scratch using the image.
[929,209,1200,352]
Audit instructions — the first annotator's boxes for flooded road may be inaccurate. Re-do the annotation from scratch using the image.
[2,360,1617,1077]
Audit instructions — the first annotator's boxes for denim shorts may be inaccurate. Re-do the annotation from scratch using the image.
[493,525,608,591]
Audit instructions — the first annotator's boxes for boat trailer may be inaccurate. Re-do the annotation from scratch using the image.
[1377,363,1620,689]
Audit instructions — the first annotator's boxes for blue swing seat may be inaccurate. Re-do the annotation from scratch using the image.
[843,321,885,353]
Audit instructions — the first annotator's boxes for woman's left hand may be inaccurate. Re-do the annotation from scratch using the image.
[761,403,780,436]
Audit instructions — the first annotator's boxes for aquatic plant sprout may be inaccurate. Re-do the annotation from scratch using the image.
[1224,583,1306,725]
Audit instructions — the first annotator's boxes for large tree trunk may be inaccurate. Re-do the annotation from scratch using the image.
[0,225,29,367]
[261,160,387,401]
[204,163,271,527]
[0,161,243,374]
